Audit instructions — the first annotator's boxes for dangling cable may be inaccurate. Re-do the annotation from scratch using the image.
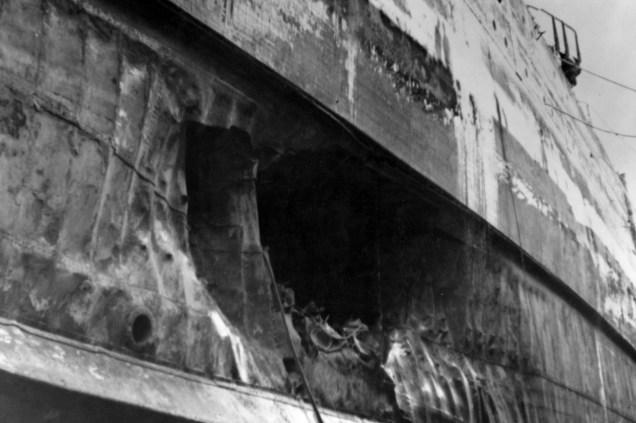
[263,248,325,423]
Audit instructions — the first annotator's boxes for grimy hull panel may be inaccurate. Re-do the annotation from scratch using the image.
[165,0,636,344]
[0,0,635,422]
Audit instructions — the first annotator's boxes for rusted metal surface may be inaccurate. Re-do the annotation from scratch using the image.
[256,146,636,421]
[0,0,293,391]
[162,0,636,344]
[0,0,635,421]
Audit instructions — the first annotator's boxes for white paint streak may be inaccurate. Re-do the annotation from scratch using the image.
[114,62,147,152]
[88,364,106,380]
[296,1,329,34]
[507,173,555,218]
[594,336,609,423]
[0,327,12,344]
[209,310,251,383]
[345,36,358,119]
[52,345,66,362]
[210,310,231,339]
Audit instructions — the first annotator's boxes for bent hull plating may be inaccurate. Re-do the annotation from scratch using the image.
[0,0,635,422]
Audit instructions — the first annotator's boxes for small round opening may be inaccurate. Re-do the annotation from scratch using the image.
[131,313,153,345]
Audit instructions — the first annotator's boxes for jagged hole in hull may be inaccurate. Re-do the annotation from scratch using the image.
[257,147,443,328]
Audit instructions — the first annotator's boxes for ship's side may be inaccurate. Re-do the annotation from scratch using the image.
[0,0,635,422]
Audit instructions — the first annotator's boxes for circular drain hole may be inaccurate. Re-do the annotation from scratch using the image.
[128,310,153,347]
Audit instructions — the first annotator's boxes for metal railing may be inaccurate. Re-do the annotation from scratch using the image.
[527,5,582,85]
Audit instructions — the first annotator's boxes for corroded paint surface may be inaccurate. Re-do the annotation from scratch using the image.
[165,0,636,343]
[0,0,636,422]
[0,0,288,390]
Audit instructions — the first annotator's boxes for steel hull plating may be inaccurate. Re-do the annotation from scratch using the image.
[0,0,635,421]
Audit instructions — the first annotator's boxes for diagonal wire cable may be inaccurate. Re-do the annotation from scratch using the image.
[561,57,636,95]
[543,101,636,138]
[263,249,325,423]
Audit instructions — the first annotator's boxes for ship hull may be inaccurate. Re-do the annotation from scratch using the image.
[1,0,636,421]
[0,318,374,423]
